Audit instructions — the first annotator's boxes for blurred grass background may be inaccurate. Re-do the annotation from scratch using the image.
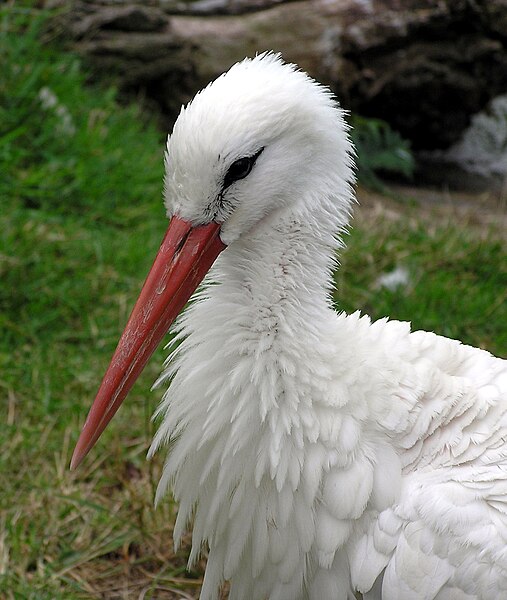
[1,5,506,599]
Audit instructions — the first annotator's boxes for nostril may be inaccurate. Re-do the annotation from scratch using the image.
[174,230,191,256]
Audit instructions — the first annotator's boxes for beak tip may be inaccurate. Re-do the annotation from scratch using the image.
[70,437,88,470]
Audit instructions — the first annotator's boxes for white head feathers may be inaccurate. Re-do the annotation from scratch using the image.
[164,53,355,245]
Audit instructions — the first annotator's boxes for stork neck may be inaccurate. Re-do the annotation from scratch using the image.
[214,198,349,330]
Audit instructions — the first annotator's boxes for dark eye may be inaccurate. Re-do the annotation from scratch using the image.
[223,147,264,189]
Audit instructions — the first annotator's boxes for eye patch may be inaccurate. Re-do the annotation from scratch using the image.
[223,147,264,190]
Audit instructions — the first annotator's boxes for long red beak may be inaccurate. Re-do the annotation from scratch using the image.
[70,216,225,470]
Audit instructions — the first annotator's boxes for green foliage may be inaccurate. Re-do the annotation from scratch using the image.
[0,5,166,378]
[349,115,415,190]
[0,7,173,597]
[0,6,163,223]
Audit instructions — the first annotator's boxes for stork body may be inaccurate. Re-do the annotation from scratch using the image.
[73,55,507,599]
[153,282,507,599]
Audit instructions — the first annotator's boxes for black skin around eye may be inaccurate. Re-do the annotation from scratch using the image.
[223,147,264,190]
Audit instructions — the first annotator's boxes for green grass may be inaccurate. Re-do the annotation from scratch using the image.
[1,5,506,599]
[336,207,507,354]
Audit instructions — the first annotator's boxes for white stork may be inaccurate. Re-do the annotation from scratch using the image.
[71,54,507,599]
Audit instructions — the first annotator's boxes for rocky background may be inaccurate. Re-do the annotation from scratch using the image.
[55,0,507,182]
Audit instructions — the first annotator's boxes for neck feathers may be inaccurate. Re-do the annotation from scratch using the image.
[218,187,354,316]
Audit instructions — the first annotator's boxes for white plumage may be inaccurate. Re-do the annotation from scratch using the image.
[75,54,507,599]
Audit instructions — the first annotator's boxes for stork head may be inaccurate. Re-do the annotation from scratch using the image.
[165,53,353,244]
[71,53,353,469]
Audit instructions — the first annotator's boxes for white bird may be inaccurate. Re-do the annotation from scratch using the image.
[72,54,507,600]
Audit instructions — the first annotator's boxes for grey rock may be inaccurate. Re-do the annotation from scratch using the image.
[56,0,507,151]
